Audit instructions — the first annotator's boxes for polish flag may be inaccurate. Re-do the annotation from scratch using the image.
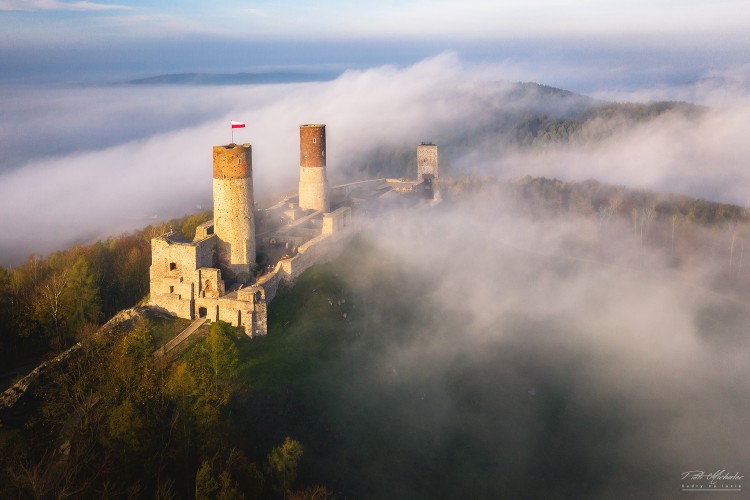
[231,121,246,129]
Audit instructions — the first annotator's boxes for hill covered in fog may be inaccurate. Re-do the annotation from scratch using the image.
[3,174,748,498]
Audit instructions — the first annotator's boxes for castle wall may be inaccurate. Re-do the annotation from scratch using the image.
[149,234,219,321]
[192,294,256,334]
[279,208,352,282]
[252,272,282,336]
[194,221,215,240]
[417,143,438,180]
[323,206,352,235]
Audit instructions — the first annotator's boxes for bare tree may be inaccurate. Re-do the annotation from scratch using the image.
[637,205,655,247]
[29,254,42,285]
[598,205,614,230]
[670,213,683,255]
[728,221,738,268]
[143,222,170,243]
[39,269,69,348]
[739,237,745,272]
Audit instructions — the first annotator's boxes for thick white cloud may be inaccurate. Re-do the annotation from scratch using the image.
[0,53,748,264]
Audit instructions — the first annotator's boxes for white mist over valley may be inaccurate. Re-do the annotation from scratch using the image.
[1,53,750,264]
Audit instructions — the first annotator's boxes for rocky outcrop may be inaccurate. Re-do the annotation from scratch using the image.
[0,307,149,428]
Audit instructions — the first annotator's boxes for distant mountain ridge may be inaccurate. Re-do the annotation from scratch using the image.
[124,70,341,85]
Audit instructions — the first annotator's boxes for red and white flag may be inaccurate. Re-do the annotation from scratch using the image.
[231,121,246,129]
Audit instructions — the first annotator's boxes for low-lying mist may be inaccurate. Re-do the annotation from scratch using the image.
[2,52,750,265]
[286,188,749,498]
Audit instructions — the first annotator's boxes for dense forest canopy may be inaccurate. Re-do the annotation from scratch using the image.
[0,212,211,376]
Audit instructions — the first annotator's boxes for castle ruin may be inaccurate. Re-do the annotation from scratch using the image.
[149,125,439,336]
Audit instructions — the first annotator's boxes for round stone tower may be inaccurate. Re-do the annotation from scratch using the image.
[212,143,256,283]
[298,124,329,213]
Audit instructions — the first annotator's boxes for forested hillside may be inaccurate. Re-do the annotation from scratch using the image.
[2,174,749,498]
[352,93,701,180]
[0,212,211,381]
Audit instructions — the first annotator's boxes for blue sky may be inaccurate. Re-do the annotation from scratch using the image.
[1,0,748,85]
[2,0,748,40]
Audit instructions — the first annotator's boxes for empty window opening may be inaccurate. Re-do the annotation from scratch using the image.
[312,137,316,144]
[169,286,174,293]
[169,262,176,271]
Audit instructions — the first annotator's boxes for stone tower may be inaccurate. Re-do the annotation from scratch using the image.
[298,124,329,212]
[417,142,438,181]
[212,143,256,283]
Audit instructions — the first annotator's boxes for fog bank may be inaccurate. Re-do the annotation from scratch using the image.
[1,53,749,264]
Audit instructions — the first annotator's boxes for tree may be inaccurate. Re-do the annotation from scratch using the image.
[288,485,334,500]
[640,205,655,246]
[196,460,219,500]
[106,398,145,458]
[190,322,239,395]
[727,221,739,268]
[266,437,304,498]
[195,458,243,500]
[0,266,12,358]
[36,268,69,349]
[62,256,102,334]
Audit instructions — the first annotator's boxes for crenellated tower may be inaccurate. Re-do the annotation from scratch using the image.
[212,143,256,283]
[298,124,329,212]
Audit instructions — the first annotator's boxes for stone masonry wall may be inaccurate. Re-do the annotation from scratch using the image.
[323,207,352,235]
[417,143,438,180]
[213,177,256,280]
[149,234,218,320]
[299,167,329,212]
[213,144,255,281]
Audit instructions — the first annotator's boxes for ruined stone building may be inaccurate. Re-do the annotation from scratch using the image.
[149,124,438,336]
[417,142,438,181]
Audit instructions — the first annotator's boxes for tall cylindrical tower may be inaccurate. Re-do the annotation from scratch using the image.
[298,124,329,212]
[212,143,256,282]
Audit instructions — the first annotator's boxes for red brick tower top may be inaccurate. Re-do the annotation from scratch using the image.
[300,124,326,168]
[213,144,252,179]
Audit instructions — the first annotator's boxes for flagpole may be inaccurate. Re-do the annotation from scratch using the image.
[229,121,245,145]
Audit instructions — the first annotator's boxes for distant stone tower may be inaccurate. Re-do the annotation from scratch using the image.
[298,124,329,212]
[417,142,438,181]
[212,143,256,283]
